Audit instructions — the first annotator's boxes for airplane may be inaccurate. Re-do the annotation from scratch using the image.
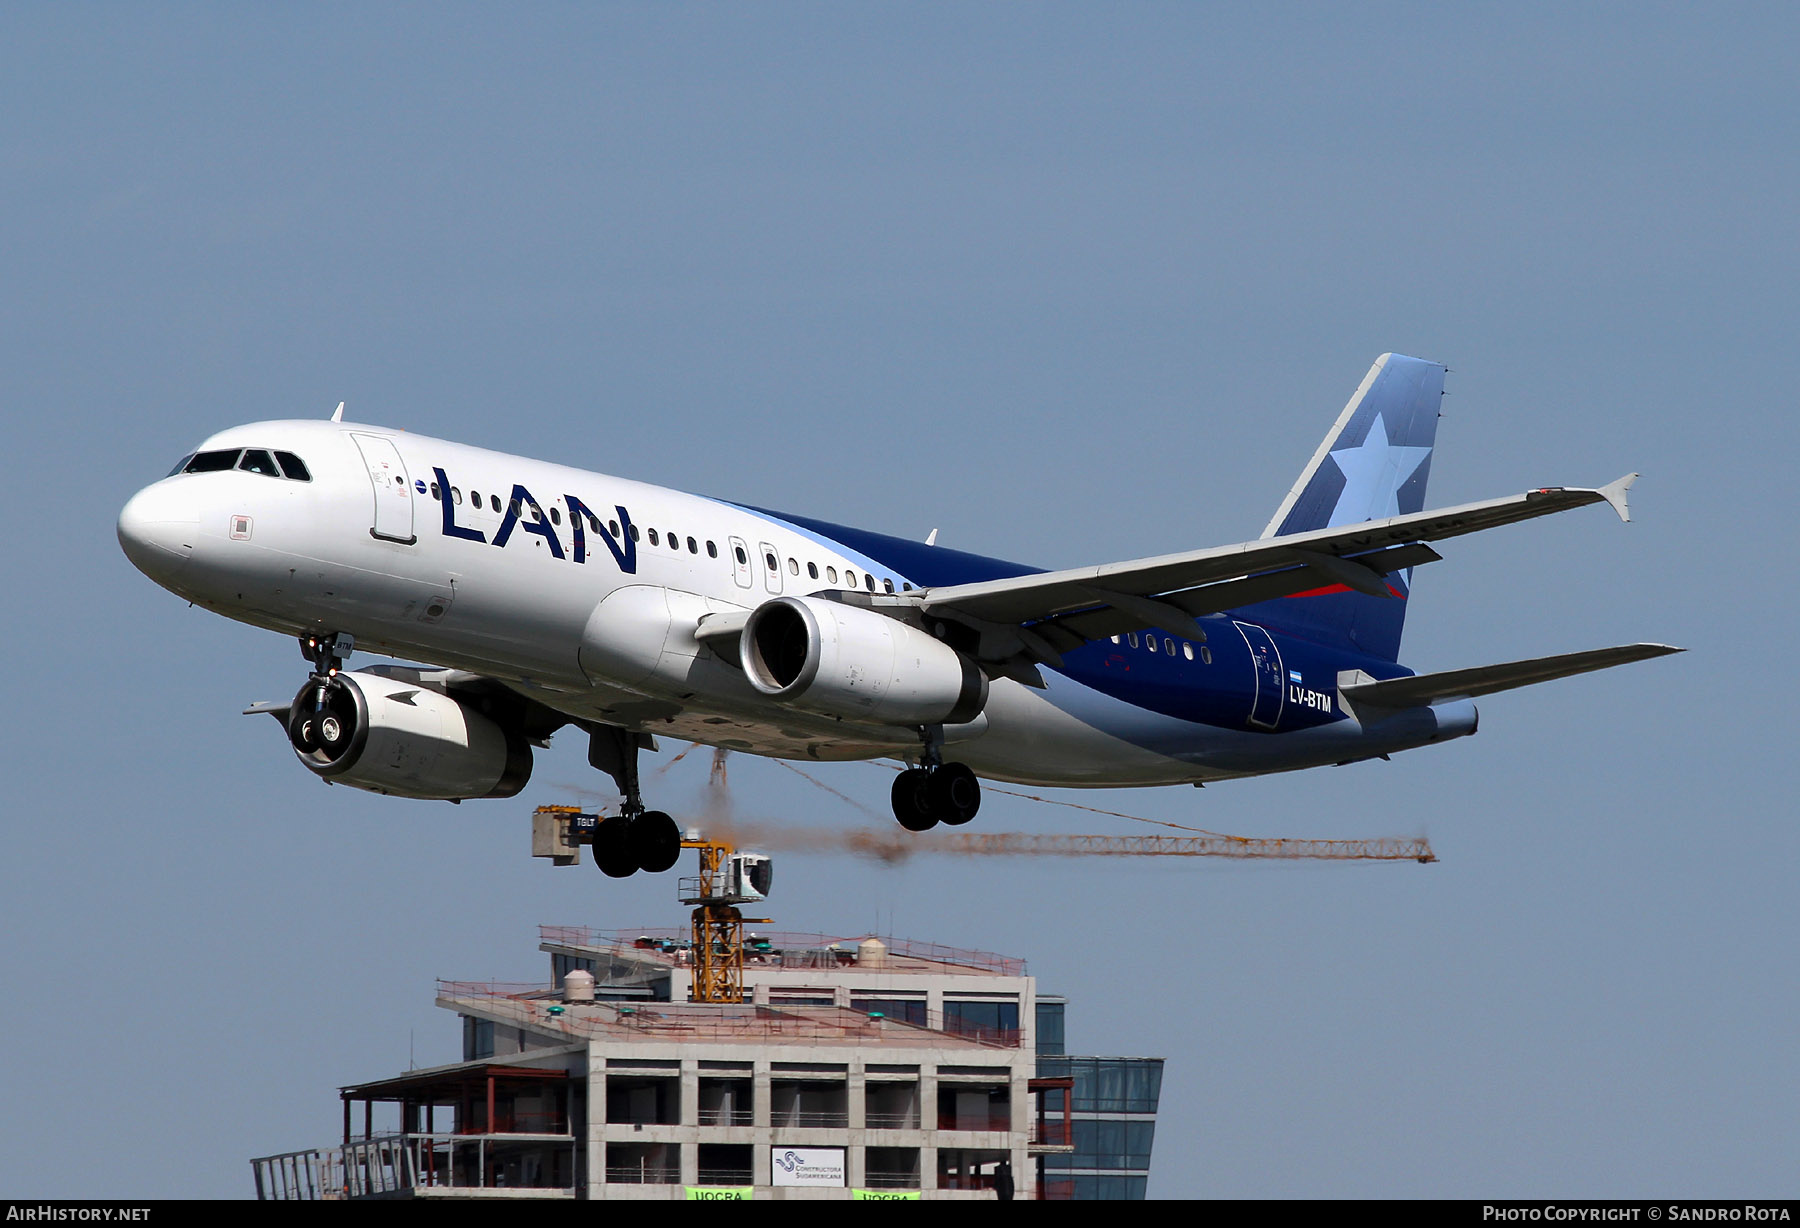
[117,353,1680,877]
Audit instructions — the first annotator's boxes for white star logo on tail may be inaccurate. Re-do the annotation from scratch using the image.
[1327,412,1432,526]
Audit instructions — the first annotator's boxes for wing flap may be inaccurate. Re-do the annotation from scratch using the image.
[1340,643,1683,710]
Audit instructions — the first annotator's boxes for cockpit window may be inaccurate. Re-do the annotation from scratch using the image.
[181,447,311,481]
[184,449,241,473]
[238,449,281,477]
[166,454,195,477]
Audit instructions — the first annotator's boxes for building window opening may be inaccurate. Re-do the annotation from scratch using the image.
[697,1078,754,1127]
[605,1141,677,1186]
[769,1079,848,1129]
[865,1081,921,1130]
[865,1147,922,1190]
[938,1083,1011,1132]
[605,1076,680,1126]
[696,1143,753,1187]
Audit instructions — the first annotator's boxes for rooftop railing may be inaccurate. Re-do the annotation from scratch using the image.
[250,1133,576,1200]
[539,926,1025,977]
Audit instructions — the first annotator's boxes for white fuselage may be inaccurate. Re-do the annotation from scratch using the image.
[118,419,1471,789]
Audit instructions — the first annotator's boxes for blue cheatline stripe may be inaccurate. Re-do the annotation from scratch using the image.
[728,502,1043,591]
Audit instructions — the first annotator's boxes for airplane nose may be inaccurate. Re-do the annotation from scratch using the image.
[118,481,199,583]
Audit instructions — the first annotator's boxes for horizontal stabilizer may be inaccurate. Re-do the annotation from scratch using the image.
[1341,642,1683,711]
[243,699,291,722]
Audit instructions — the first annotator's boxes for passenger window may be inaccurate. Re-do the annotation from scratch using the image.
[608,520,620,538]
[1165,638,1175,655]
[865,574,875,592]
[490,494,500,513]
[452,487,462,505]
[274,451,311,481]
[184,450,240,474]
[471,490,482,507]
[629,524,640,542]
[1201,647,1213,665]
[687,537,698,554]
[1144,637,1155,652]
[765,552,778,571]
[788,558,799,575]
[807,562,818,580]
[1111,636,1121,645]
[648,528,660,546]
[429,482,440,500]
[707,541,718,558]
[902,582,912,592]
[509,499,522,517]
[827,567,838,584]
[883,579,894,594]
[845,570,856,588]
[669,533,680,550]
[1182,643,1194,661]
[1127,633,1139,648]
[734,545,748,565]
[550,506,561,525]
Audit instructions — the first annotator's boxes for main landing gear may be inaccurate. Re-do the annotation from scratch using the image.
[890,725,982,831]
[585,726,682,878]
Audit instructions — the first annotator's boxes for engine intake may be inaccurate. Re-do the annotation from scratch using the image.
[286,670,531,800]
[742,596,987,727]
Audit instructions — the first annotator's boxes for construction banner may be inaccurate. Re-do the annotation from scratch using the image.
[686,1186,753,1200]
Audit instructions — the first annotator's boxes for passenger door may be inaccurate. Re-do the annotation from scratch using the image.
[351,434,416,545]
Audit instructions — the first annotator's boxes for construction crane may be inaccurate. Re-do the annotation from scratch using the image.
[839,828,1434,863]
[533,807,774,1003]
[531,796,1432,1003]
[677,835,773,1005]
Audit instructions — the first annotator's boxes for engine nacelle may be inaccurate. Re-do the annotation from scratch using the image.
[742,596,987,727]
[286,669,532,800]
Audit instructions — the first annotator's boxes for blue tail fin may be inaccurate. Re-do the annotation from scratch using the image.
[1237,353,1447,662]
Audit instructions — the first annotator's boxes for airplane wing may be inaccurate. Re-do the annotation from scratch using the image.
[907,475,1639,663]
[1339,642,1684,711]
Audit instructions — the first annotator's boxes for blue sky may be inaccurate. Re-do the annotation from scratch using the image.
[2,4,1794,1198]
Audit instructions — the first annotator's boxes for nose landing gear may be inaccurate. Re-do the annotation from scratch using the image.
[288,632,355,756]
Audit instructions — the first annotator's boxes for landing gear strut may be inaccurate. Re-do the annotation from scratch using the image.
[585,726,681,877]
[891,725,981,831]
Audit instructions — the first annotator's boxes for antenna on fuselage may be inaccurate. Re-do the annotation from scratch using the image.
[330,401,344,423]
[925,528,939,546]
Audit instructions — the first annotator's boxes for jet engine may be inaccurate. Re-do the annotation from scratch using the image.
[285,669,532,800]
[742,596,987,726]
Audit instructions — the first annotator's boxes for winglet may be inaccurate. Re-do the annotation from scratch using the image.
[331,401,345,423]
[1598,473,1637,522]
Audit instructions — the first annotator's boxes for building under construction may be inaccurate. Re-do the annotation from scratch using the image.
[249,922,1162,1200]
[245,790,1443,1200]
